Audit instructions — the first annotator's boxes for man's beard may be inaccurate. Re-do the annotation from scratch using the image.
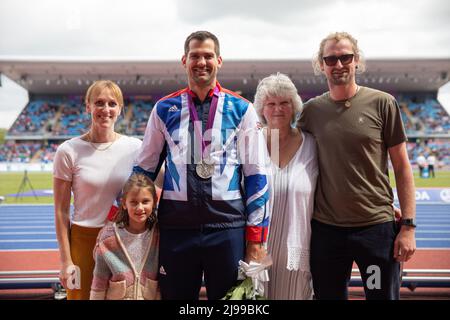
[329,70,353,85]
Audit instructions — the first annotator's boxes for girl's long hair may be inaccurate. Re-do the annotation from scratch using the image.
[114,174,158,230]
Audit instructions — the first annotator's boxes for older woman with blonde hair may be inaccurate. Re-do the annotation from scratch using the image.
[53,80,142,299]
[254,73,318,300]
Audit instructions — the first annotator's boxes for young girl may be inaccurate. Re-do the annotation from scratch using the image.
[90,174,160,300]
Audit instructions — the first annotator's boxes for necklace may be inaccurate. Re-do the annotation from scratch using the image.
[87,131,117,151]
[343,85,360,108]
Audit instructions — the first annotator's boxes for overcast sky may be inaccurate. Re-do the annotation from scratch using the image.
[0,0,450,128]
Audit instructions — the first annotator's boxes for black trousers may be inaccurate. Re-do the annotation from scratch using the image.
[158,227,245,300]
[310,219,400,300]
[428,165,435,178]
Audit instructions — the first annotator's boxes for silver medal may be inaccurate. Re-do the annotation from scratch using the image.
[196,161,214,179]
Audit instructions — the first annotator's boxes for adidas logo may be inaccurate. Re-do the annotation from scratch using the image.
[168,105,179,112]
[159,265,167,275]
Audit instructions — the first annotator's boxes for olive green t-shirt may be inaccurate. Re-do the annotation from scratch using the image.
[298,86,407,227]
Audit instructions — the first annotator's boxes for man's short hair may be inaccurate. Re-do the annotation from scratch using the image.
[184,31,220,56]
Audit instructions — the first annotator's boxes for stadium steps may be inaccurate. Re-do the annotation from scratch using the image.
[30,149,43,163]
[115,103,134,135]
[50,105,64,135]
[125,103,133,122]
[400,101,424,132]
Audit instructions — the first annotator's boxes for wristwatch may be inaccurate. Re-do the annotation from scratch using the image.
[400,218,417,228]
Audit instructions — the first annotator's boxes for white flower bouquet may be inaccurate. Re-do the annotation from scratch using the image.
[222,255,273,300]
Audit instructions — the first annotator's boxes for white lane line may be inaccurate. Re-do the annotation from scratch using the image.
[0,239,57,243]
[0,214,54,216]
[417,216,450,218]
[0,218,54,220]
[0,249,59,252]
[418,224,450,227]
[416,238,450,241]
[0,212,53,214]
[416,231,450,234]
[0,226,54,229]
[0,232,55,235]
[0,204,54,207]
[416,220,450,223]
[0,221,55,224]
[0,217,54,220]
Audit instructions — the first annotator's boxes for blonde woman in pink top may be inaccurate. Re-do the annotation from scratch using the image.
[53,80,142,299]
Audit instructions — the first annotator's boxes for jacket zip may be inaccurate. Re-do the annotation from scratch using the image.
[135,275,140,299]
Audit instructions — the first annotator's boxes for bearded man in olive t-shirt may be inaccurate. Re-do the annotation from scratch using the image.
[298,32,416,300]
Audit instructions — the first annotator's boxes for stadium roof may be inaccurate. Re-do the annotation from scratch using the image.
[0,58,449,95]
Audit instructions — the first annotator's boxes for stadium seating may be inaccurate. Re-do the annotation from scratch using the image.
[0,141,57,163]
[408,139,450,166]
[9,100,59,135]
[55,99,90,136]
[399,97,449,135]
[129,99,154,135]
[2,94,449,166]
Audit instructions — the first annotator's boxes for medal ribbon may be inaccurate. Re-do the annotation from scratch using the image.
[187,84,220,160]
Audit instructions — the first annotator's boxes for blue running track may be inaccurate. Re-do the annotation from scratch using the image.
[0,204,449,251]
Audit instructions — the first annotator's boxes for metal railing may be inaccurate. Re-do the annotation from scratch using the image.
[349,268,450,289]
[0,270,60,289]
[0,270,66,299]
[0,268,449,298]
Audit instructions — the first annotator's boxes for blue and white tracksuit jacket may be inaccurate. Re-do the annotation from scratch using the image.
[134,83,270,242]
